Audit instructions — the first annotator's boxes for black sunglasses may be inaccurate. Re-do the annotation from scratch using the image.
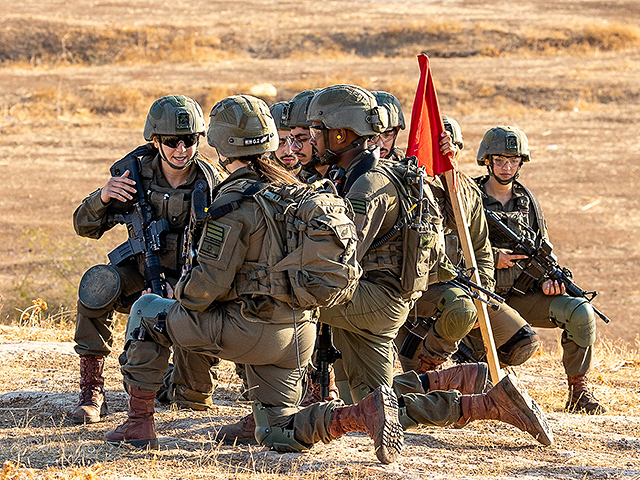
[160,134,199,148]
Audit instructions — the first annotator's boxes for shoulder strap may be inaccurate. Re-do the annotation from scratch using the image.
[207,180,267,221]
[514,180,544,233]
[195,157,223,202]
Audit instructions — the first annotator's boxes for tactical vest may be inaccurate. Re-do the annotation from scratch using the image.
[476,176,545,295]
[207,178,361,310]
[362,156,445,294]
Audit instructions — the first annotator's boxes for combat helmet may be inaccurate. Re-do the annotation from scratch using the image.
[307,84,388,136]
[372,91,406,130]
[285,89,320,128]
[143,95,206,141]
[442,114,464,151]
[270,101,291,132]
[207,95,278,158]
[476,126,530,166]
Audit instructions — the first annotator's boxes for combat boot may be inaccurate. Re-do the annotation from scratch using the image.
[300,369,340,407]
[415,352,445,375]
[329,385,403,464]
[217,413,257,445]
[105,386,158,449]
[423,362,490,394]
[457,374,553,446]
[72,355,108,424]
[566,374,606,415]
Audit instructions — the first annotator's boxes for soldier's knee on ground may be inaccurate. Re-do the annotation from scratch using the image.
[550,296,596,348]
[497,325,540,366]
[125,294,176,348]
[434,288,477,342]
[252,402,310,452]
[77,264,122,318]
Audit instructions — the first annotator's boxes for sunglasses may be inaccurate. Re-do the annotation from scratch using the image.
[160,134,199,149]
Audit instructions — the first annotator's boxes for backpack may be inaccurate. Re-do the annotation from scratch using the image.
[372,156,444,293]
[210,179,361,310]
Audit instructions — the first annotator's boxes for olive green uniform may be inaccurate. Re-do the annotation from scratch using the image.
[395,173,533,370]
[120,167,360,449]
[73,152,221,402]
[476,176,594,376]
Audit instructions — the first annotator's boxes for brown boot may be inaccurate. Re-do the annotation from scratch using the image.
[217,413,257,445]
[423,362,490,395]
[105,386,158,449]
[300,368,340,407]
[329,385,403,464]
[415,352,446,375]
[458,374,553,446]
[566,374,606,415]
[72,355,108,424]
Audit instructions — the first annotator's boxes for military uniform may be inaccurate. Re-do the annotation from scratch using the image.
[74,151,221,405]
[475,175,595,376]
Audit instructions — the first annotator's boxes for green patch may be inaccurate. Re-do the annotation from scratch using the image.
[199,222,228,260]
[419,232,437,249]
[350,199,367,215]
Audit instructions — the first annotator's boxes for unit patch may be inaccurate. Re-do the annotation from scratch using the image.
[350,199,367,215]
[198,221,229,261]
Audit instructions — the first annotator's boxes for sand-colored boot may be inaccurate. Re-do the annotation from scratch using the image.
[423,362,490,394]
[300,368,340,407]
[72,355,108,424]
[105,386,158,449]
[566,374,606,415]
[329,385,403,464]
[458,374,553,446]
[414,352,446,375]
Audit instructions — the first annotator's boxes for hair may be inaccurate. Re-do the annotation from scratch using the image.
[236,154,302,186]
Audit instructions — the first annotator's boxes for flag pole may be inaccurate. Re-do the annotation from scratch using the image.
[444,170,504,383]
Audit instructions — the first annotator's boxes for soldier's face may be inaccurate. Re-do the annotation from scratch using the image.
[290,127,313,165]
[275,130,299,169]
[372,128,398,158]
[488,155,522,182]
[154,135,197,168]
[309,122,326,157]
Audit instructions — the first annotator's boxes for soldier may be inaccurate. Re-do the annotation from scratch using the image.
[397,116,540,374]
[71,95,222,424]
[269,101,302,174]
[370,91,406,161]
[106,94,405,465]
[475,125,605,414]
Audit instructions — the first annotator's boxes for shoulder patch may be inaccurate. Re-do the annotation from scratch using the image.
[198,221,230,261]
[349,199,367,215]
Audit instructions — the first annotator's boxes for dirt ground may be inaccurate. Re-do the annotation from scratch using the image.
[1,0,640,478]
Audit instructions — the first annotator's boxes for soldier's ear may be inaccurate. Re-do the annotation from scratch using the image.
[335,129,347,144]
[152,136,160,149]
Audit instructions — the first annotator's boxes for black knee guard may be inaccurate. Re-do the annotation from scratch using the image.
[497,325,540,366]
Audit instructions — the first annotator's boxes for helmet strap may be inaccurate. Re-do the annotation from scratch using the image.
[318,129,365,165]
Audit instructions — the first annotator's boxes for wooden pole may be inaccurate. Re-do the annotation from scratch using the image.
[444,169,504,383]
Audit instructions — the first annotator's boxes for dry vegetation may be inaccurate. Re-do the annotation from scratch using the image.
[1,0,640,478]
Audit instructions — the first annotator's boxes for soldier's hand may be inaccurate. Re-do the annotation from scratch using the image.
[140,284,174,299]
[101,170,137,204]
[542,279,566,296]
[439,131,458,165]
[496,249,528,269]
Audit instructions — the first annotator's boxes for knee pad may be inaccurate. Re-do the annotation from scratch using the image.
[125,294,176,345]
[434,287,477,342]
[550,296,596,348]
[77,264,121,317]
[497,325,540,366]
[252,402,309,453]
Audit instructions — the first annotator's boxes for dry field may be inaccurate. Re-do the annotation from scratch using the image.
[0,0,640,478]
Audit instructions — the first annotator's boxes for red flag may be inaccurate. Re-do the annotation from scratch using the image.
[406,54,454,178]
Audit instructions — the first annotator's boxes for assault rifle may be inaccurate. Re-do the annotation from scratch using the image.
[181,179,209,275]
[316,323,341,400]
[484,209,611,324]
[107,145,168,296]
[451,267,505,311]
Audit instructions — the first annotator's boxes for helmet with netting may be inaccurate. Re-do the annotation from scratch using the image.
[270,101,290,131]
[143,95,206,141]
[372,91,406,130]
[285,89,320,128]
[207,95,278,158]
[476,125,530,166]
[442,114,464,151]
[307,84,388,136]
